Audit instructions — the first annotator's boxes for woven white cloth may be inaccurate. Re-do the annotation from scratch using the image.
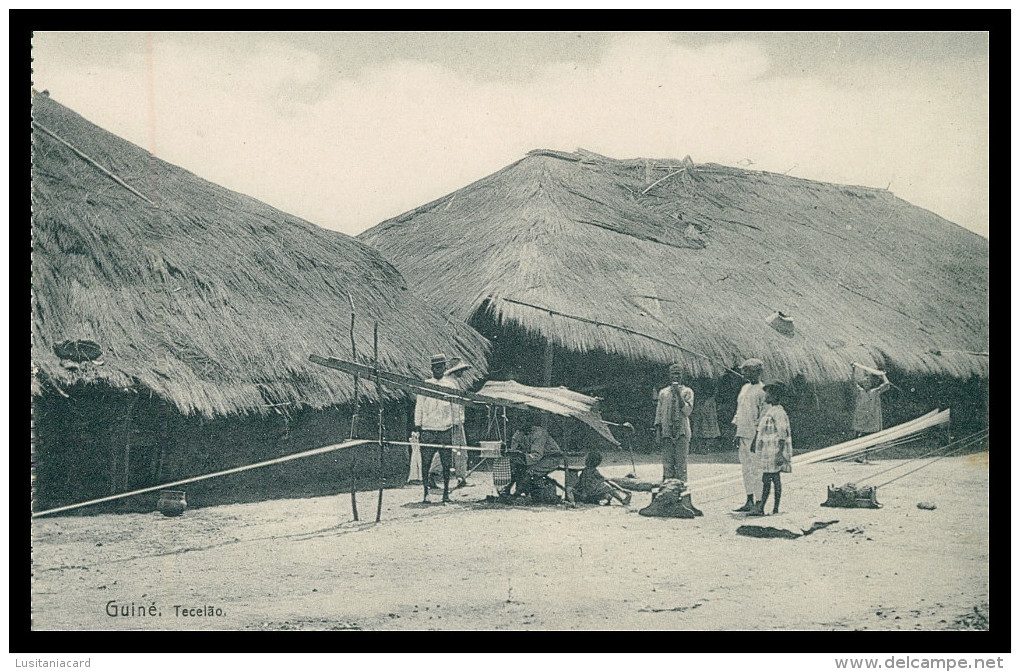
[407,432,423,483]
[738,436,763,496]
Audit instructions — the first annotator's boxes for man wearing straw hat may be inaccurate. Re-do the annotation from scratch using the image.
[413,354,459,503]
[654,363,695,485]
[732,358,767,512]
[427,358,472,489]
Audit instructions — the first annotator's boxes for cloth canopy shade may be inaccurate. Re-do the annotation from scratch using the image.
[478,380,620,446]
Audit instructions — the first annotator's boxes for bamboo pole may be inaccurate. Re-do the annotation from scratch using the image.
[687,409,949,495]
[33,122,156,206]
[33,439,375,518]
[501,297,743,378]
[642,168,685,195]
[348,292,359,522]
[374,323,385,523]
[541,340,554,429]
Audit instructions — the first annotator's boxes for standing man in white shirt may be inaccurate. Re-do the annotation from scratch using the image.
[427,359,472,489]
[731,358,767,513]
[414,354,459,503]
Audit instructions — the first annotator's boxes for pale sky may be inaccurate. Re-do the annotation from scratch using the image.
[31,31,990,237]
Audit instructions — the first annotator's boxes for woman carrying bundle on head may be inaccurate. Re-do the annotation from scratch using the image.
[851,362,893,438]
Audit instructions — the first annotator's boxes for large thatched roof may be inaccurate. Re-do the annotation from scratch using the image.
[360,148,988,383]
[31,92,489,416]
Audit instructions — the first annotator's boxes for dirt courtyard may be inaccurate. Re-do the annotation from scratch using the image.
[31,450,989,630]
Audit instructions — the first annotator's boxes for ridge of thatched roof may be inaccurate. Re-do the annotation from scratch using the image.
[360,148,988,383]
[31,91,489,415]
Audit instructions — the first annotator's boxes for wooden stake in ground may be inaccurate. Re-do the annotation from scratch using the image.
[541,339,554,429]
[374,323,385,523]
[347,291,359,522]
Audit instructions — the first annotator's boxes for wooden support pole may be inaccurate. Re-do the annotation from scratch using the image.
[156,398,169,483]
[109,418,120,496]
[374,323,385,523]
[349,452,359,522]
[111,392,137,495]
[541,340,554,428]
[348,292,359,522]
[123,431,131,490]
[543,340,554,386]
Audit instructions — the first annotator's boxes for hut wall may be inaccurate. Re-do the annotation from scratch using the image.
[32,386,418,515]
[32,386,132,510]
[470,311,988,456]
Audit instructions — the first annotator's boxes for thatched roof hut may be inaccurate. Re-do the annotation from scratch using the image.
[31,91,489,417]
[360,148,988,384]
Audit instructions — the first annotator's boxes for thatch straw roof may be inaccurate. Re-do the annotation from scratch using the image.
[31,92,489,416]
[360,148,988,383]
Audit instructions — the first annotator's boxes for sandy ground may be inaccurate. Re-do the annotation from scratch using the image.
[31,451,989,631]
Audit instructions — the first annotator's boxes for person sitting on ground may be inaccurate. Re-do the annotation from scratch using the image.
[573,451,631,506]
[507,409,564,498]
[749,381,793,517]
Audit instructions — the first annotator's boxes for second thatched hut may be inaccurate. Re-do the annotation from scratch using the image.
[360,148,989,452]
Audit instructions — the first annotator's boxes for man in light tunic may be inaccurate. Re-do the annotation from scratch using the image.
[653,363,695,485]
[413,354,459,503]
[731,358,767,512]
[427,359,472,488]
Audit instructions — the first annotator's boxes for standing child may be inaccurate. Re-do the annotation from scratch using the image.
[749,382,793,516]
[573,451,632,506]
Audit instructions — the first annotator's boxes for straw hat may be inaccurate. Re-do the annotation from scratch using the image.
[668,363,683,375]
[430,353,447,366]
[445,357,472,375]
[739,358,764,369]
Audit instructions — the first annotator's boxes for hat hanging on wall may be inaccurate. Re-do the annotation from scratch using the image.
[766,311,795,337]
[54,339,103,362]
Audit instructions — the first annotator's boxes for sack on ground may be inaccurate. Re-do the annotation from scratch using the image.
[639,479,696,519]
[532,476,561,504]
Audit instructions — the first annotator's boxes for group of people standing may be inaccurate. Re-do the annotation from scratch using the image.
[653,357,892,516]
[654,358,792,516]
[410,351,892,514]
[408,353,580,505]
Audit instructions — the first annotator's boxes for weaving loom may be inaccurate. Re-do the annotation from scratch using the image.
[312,354,622,500]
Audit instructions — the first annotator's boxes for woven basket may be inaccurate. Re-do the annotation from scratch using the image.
[492,457,512,489]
